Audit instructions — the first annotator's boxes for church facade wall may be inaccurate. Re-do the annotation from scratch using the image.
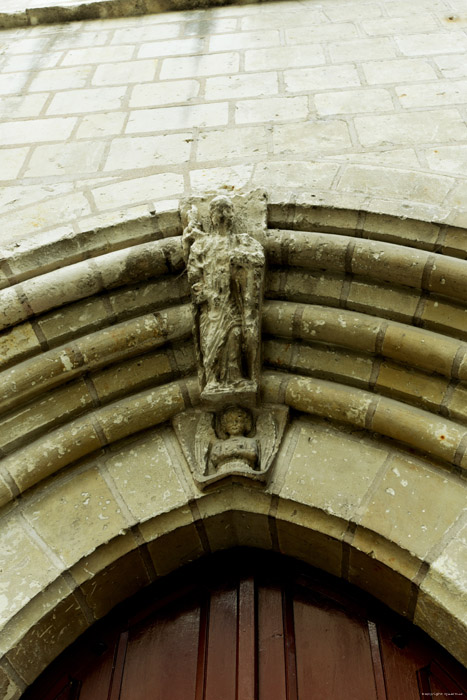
[1,1,467,697]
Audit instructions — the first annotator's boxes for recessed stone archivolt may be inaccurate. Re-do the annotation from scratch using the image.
[2,199,467,693]
[263,338,452,413]
[0,305,192,415]
[1,292,467,502]
[266,267,467,340]
[2,366,466,508]
[268,203,467,260]
[263,301,467,379]
[0,209,181,291]
[0,462,465,691]
[262,371,467,468]
[0,343,196,457]
[267,228,467,303]
[0,236,185,334]
[2,214,467,339]
[0,376,200,505]
[0,274,191,375]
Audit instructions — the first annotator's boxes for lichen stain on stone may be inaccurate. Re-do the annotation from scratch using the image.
[59,352,73,372]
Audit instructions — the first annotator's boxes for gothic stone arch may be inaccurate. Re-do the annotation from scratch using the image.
[0,190,466,698]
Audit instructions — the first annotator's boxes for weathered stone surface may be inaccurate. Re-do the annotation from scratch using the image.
[197,126,269,161]
[277,421,388,520]
[0,378,93,453]
[275,499,345,578]
[37,297,110,345]
[4,419,102,493]
[283,374,374,428]
[174,404,288,488]
[23,467,128,567]
[181,191,266,404]
[104,133,192,171]
[415,521,467,666]
[0,322,40,370]
[91,350,175,402]
[359,457,466,559]
[381,323,460,378]
[266,269,345,307]
[1,0,467,686]
[0,665,22,700]
[263,301,380,353]
[370,397,467,466]
[70,530,139,588]
[0,576,74,657]
[105,431,190,521]
[79,549,151,619]
[196,486,273,551]
[6,593,88,686]
[0,517,61,629]
[96,380,189,443]
[140,508,205,576]
[264,340,373,389]
[347,279,420,323]
[375,361,448,411]
[348,530,416,618]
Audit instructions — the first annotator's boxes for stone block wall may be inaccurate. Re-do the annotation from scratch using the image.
[1,0,467,253]
[1,0,467,695]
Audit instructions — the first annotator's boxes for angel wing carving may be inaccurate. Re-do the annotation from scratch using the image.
[173,405,289,490]
[194,411,216,476]
[255,405,289,472]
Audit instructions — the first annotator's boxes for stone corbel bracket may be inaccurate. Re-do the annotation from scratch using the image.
[173,404,289,489]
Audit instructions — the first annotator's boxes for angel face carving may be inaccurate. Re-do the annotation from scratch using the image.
[173,404,289,489]
[182,194,265,405]
[219,406,252,437]
[210,406,259,474]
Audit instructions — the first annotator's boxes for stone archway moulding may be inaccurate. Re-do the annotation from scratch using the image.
[0,190,466,699]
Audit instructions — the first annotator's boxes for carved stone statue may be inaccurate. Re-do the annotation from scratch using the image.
[182,194,265,405]
[206,406,259,474]
[173,404,289,489]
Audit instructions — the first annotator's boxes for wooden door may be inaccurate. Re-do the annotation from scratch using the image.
[24,552,467,700]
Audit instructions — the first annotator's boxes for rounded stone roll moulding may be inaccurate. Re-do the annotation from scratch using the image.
[1,199,467,697]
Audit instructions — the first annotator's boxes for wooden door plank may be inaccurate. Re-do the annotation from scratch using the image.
[237,577,256,700]
[427,661,467,698]
[293,593,377,700]
[108,630,128,700]
[204,586,238,700]
[119,603,200,700]
[379,624,433,700]
[368,621,388,700]
[77,644,115,700]
[195,596,210,700]
[283,589,299,700]
[258,586,287,700]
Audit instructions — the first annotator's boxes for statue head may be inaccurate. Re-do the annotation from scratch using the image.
[209,195,234,231]
[219,406,252,438]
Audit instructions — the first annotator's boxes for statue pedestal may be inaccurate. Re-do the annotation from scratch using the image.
[201,380,258,408]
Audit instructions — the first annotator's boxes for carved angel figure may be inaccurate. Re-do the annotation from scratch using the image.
[200,406,259,475]
[182,195,265,402]
[173,404,288,488]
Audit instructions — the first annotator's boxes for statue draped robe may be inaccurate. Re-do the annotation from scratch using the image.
[187,229,264,396]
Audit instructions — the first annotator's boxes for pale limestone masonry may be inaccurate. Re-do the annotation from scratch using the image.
[0,200,466,699]
[1,1,467,697]
[1,0,467,248]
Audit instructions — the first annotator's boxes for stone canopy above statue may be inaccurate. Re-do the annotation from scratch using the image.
[181,190,267,407]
